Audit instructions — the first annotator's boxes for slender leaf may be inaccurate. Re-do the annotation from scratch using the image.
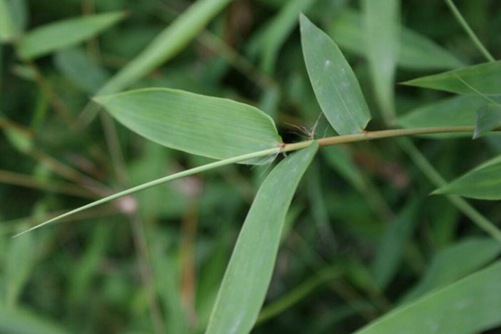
[404,61,501,96]
[397,96,484,134]
[300,14,371,135]
[17,12,125,60]
[251,0,316,73]
[328,9,465,71]
[0,0,14,42]
[402,238,501,303]
[98,0,233,95]
[433,154,501,200]
[206,143,318,334]
[356,261,501,334]
[95,88,282,163]
[0,304,68,334]
[362,0,400,123]
[474,103,501,138]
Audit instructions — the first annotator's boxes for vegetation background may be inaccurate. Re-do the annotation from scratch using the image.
[1,0,500,333]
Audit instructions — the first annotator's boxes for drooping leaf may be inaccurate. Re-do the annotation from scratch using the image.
[98,0,233,95]
[300,14,371,135]
[362,0,400,123]
[473,103,501,138]
[328,9,465,71]
[206,143,318,334]
[433,154,501,200]
[402,238,501,303]
[17,12,125,60]
[94,88,282,163]
[404,61,501,96]
[356,261,501,334]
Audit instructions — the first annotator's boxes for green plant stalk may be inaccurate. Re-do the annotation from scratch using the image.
[15,125,501,238]
[444,0,495,62]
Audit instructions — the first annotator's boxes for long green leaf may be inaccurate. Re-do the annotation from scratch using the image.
[0,304,68,334]
[17,12,125,60]
[474,103,501,138]
[401,238,501,303]
[98,0,232,95]
[328,9,465,71]
[206,142,318,334]
[95,88,282,163]
[397,96,484,133]
[404,61,501,96]
[433,154,501,200]
[356,261,501,334]
[362,0,400,123]
[300,14,371,135]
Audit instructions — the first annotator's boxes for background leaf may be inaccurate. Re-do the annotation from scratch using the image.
[356,261,501,334]
[206,143,318,334]
[404,61,501,96]
[362,0,400,123]
[328,9,465,71]
[474,103,501,138]
[95,88,282,163]
[300,14,371,135]
[0,0,14,42]
[17,12,125,60]
[401,238,501,303]
[433,154,501,200]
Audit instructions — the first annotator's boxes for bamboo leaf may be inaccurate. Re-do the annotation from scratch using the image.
[473,103,501,138]
[206,143,318,334]
[17,12,125,60]
[98,0,233,95]
[328,9,465,71]
[300,14,371,135]
[362,0,400,123]
[94,88,282,163]
[401,238,501,303]
[433,154,501,200]
[356,261,501,334]
[404,61,501,96]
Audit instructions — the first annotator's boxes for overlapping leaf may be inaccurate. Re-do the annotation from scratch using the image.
[206,143,318,334]
[356,261,501,334]
[95,88,282,163]
[433,154,501,200]
[18,12,125,60]
[404,61,501,96]
[474,104,501,138]
[328,9,465,70]
[300,14,371,135]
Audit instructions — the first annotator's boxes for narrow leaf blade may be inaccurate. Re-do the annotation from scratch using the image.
[98,0,232,95]
[206,143,318,334]
[0,0,14,42]
[433,154,501,200]
[363,0,400,122]
[404,61,501,96]
[18,12,125,60]
[300,14,371,135]
[474,103,501,138]
[95,88,282,163]
[328,9,465,71]
[356,261,501,334]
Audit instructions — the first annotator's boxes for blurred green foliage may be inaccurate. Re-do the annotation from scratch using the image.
[1,0,501,333]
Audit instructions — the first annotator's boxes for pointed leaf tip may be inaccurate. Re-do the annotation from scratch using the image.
[95,88,282,164]
[300,14,371,135]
